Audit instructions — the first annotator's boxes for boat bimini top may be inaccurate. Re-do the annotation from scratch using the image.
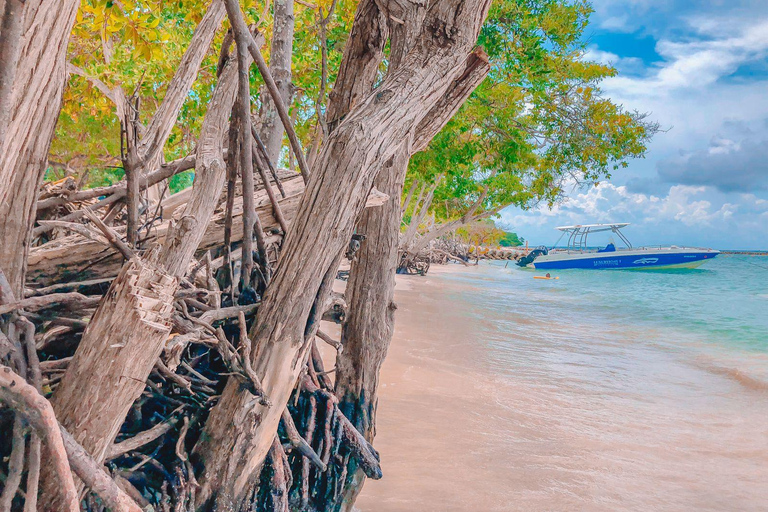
[554,223,632,252]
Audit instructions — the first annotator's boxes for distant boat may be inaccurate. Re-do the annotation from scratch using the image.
[517,223,719,270]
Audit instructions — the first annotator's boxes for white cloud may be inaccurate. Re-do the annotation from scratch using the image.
[500,184,768,248]
[599,15,631,32]
[582,46,643,73]
[601,18,768,99]
[514,5,768,249]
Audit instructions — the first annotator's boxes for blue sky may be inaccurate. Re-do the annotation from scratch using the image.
[499,0,768,250]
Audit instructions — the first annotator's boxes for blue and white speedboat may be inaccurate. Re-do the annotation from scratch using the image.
[517,223,719,270]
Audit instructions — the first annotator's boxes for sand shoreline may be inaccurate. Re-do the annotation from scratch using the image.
[353,263,522,511]
[334,262,768,512]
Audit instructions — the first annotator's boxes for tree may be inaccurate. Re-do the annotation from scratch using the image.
[499,229,524,247]
[193,1,492,508]
[399,0,658,263]
[0,1,658,511]
[0,0,81,297]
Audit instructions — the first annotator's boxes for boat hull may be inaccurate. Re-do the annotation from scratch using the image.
[530,249,719,270]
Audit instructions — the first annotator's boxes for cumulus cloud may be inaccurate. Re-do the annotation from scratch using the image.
[657,128,768,192]
[551,183,734,227]
[500,183,767,247]
[602,18,768,98]
[582,46,644,74]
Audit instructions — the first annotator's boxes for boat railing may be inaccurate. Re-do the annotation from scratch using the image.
[550,245,716,254]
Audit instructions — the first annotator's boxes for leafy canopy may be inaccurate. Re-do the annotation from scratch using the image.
[408,0,657,226]
[49,0,655,218]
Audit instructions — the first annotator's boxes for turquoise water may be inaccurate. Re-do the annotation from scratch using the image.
[449,255,768,377]
[519,254,768,353]
[425,258,768,509]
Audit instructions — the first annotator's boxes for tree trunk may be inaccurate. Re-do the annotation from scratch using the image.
[0,0,26,147]
[332,141,411,511]
[328,46,490,512]
[325,0,388,133]
[43,259,177,506]
[258,0,294,167]
[0,0,80,298]
[40,34,254,509]
[193,1,492,508]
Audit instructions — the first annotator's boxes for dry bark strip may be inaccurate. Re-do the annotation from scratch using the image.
[193,1,492,507]
[0,0,81,297]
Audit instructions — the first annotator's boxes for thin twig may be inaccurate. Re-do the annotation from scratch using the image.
[224,0,311,182]
[84,208,136,260]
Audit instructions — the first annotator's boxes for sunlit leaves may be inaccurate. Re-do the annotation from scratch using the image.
[410,0,657,227]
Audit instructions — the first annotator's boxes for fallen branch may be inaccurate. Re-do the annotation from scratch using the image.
[0,365,79,511]
[0,292,97,315]
[59,426,144,512]
[36,154,197,211]
[281,408,326,471]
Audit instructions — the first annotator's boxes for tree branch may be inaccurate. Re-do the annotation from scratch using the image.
[224,0,311,182]
[0,365,79,512]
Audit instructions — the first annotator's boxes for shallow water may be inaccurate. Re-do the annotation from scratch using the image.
[355,257,768,511]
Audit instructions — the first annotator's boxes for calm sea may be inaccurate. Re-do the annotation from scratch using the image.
[358,255,768,511]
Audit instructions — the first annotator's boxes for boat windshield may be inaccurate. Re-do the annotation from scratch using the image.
[553,223,632,252]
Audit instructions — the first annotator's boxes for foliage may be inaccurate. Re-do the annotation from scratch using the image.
[454,219,524,247]
[499,230,524,247]
[48,0,655,220]
[408,0,657,227]
[53,0,216,175]
[51,0,353,188]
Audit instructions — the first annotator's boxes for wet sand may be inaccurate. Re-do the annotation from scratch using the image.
[344,264,768,512]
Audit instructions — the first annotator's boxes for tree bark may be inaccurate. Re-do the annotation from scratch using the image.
[325,0,388,133]
[0,0,25,147]
[0,0,80,298]
[40,32,259,509]
[259,0,294,167]
[329,41,489,512]
[193,1,491,508]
